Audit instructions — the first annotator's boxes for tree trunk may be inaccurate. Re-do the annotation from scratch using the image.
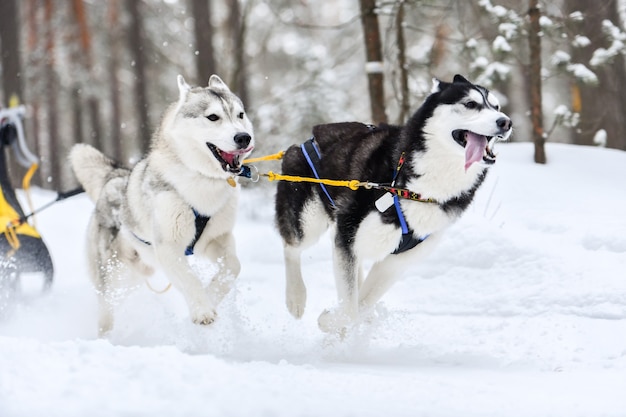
[528,0,546,164]
[126,0,151,154]
[566,0,626,150]
[88,98,102,151]
[0,0,23,106]
[72,0,102,152]
[71,0,91,66]
[228,0,249,106]
[72,86,84,149]
[190,0,216,84]
[25,0,42,187]
[44,0,61,189]
[107,0,122,161]
[395,2,409,123]
[0,0,26,187]
[71,0,101,152]
[359,0,387,124]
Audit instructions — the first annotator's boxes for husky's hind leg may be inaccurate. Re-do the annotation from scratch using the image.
[86,217,116,337]
[88,217,147,337]
[90,249,121,337]
[95,286,114,337]
[93,258,145,337]
[317,241,360,333]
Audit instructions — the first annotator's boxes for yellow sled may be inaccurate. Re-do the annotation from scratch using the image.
[0,103,53,295]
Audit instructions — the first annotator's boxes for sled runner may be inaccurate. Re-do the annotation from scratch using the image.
[0,101,54,298]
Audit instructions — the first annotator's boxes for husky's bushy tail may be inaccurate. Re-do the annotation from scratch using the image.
[69,144,119,202]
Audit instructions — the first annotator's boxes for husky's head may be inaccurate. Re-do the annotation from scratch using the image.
[423,74,512,171]
[168,75,254,177]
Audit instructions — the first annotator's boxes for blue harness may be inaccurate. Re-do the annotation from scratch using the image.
[389,157,428,254]
[301,139,336,206]
[300,138,427,255]
[128,165,259,256]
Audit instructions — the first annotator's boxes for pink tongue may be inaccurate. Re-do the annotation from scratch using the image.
[464,132,487,170]
[222,152,236,166]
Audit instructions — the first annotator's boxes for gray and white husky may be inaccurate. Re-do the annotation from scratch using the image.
[275,75,512,333]
[70,75,254,336]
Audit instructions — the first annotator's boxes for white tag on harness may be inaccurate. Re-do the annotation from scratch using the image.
[375,192,394,212]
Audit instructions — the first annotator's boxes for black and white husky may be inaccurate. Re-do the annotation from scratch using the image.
[275,75,512,333]
[70,75,254,336]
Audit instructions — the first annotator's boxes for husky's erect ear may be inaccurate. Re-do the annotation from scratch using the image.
[453,74,470,84]
[208,75,231,92]
[177,75,191,101]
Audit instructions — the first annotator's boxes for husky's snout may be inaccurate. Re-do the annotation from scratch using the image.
[496,117,512,134]
[234,132,252,149]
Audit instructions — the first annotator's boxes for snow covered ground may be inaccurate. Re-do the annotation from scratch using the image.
[1,142,625,417]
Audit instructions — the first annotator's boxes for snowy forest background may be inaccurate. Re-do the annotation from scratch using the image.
[1,0,626,192]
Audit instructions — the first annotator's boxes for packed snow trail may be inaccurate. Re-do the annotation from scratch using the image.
[1,143,625,417]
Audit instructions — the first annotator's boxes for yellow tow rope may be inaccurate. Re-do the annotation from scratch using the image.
[242,150,285,164]
[242,150,438,204]
[262,171,364,191]
[244,151,362,191]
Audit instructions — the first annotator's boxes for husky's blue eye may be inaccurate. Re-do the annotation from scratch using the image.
[238,112,244,119]
[206,114,220,122]
[465,101,479,109]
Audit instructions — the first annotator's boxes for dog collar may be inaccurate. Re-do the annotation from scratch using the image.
[222,165,258,187]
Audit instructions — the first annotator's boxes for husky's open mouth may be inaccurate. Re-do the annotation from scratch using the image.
[206,142,252,174]
[452,129,500,170]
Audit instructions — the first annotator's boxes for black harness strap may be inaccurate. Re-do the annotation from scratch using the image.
[392,228,427,254]
[185,209,210,256]
[131,231,152,247]
[131,208,210,257]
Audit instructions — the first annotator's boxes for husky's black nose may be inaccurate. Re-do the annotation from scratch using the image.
[497,117,512,131]
[234,132,251,148]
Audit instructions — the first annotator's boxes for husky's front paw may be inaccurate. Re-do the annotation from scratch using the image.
[191,308,217,325]
[317,308,353,334]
